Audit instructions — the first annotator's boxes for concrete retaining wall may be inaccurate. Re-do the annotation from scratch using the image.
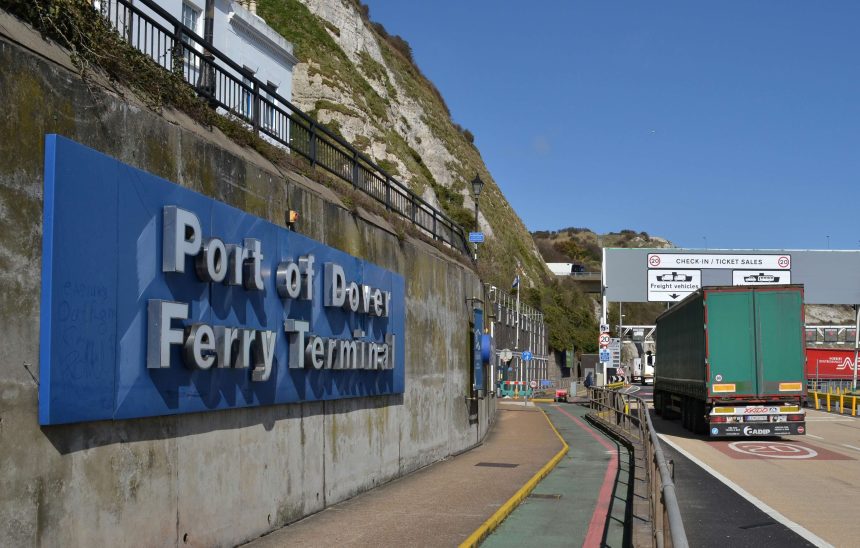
[0,14,494,547]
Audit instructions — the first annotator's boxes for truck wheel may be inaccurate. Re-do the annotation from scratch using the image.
[681,398,689,431]
[661,395,673,420]
[693,401,707,435]
[683,398,694,432]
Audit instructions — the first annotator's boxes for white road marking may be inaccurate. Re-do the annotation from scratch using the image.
[658,434,834,548]
[805,417,855,422]
[805,434,825,440]
[841,444,860,453]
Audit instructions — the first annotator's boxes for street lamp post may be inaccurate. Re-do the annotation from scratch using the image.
[471,175,484,262]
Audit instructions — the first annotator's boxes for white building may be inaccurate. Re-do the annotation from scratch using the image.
[173,0,298,105]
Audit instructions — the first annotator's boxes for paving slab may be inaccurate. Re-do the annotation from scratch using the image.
[243,403,561,547]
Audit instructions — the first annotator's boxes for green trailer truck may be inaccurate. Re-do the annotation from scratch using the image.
[654,285,806,437]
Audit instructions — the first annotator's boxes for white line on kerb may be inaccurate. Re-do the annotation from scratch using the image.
[841,444,860,453]
[658,434,834,548]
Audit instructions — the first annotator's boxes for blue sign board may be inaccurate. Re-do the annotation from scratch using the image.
[599,349,611,362]
[522,350,533,361]
[468,232,484,243]
[473,309,484,392]
[39,135,405,425]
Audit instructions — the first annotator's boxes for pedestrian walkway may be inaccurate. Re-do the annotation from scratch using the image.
[483,404,631,547]
[244,403,562,547]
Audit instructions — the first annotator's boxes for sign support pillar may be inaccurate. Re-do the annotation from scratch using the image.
[853,304,859,392]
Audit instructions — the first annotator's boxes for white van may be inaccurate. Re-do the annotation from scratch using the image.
[632,354,655,385]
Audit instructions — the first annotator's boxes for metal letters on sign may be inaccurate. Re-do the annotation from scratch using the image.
[598,333,611,347]
[647,269,702,302]
[469,232,485,243]
[522,351,533,361]
[731,270,792,286]
[38,136,405,425]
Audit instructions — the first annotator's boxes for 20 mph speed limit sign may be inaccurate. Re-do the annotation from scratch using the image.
[598,333,611,347]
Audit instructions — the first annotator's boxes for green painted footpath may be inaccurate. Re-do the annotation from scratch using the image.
[482,404,631,547]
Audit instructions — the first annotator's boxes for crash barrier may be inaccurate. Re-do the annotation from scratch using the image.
[808,390,859,416]
[807,378,858,393]
[588,387,689,548]
[497,381,532,399]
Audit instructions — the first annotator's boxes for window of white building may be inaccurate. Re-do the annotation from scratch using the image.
[181,2,201,39]
[181,2,202,70]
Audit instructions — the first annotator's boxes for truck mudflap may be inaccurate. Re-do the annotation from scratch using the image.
[709,422,806,437]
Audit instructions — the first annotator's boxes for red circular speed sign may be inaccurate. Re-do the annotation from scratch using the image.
[599,334,611,346]
[648,255,661,267]
[778,256,790,269]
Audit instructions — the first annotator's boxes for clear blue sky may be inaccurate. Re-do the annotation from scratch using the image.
[364,1,860,250]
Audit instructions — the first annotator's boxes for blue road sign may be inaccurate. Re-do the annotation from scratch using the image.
[469,232,484,243]
[599,349,611,362]
[522,350,533,361]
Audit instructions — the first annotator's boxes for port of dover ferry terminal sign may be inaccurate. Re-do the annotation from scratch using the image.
[39,135,405,425]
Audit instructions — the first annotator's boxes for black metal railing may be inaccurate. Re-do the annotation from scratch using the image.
[93,0,470,256]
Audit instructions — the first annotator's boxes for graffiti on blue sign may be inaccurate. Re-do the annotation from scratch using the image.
[38,135,405,425]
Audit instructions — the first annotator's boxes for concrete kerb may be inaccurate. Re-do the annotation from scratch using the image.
[459,407,569,548]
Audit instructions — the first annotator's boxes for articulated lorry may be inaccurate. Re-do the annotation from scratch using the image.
[654,286,806,437]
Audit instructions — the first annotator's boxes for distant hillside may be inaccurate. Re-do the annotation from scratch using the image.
[529,227,675,329]
[532,227,674,271]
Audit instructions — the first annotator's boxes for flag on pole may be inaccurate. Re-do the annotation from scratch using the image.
[511,275,520,291]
